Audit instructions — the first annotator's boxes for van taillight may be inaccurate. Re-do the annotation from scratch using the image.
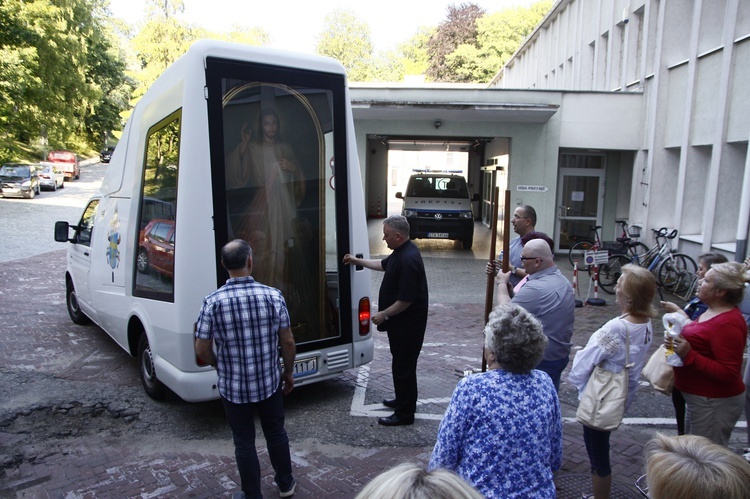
[358,297,370,335]
[196,356,210,367]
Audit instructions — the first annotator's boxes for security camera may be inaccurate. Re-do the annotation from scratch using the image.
[434,120,442,129]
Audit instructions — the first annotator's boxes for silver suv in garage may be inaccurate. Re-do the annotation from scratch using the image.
[396,173,478,249]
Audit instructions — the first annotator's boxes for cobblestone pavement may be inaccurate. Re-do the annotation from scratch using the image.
[1,220,747,498]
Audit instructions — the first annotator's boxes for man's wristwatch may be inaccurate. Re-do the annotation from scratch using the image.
[382,313,389,321]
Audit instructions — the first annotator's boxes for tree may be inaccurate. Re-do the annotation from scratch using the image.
[0,0,130,160]
[466,0,553,82]
[316,8,374,82]
[224,26,270,46]
[399,26,434,77]
[425,3,486,82]
[128,0,195,103]
[368,50,405,83]
[425,0,551,83]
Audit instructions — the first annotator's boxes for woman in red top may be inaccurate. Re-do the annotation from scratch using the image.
[673,262,749,446]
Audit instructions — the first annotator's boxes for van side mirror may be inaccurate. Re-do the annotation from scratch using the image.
[471,193,480,202]
[54,221,72,243]
[395,192,403,199]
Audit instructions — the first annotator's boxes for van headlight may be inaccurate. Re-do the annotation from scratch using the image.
[403,209,417,218]
[459,211,473,219]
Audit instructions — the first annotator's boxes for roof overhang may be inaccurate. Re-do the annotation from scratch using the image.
[351,100,558,124]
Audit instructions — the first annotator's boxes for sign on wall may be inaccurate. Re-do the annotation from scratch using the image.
[516,185,549,192]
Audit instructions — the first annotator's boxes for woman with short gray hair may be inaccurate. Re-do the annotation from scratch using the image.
[428,303,562,498]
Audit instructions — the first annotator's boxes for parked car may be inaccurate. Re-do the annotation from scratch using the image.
[0,163,41,199]
[37,163,65,191]
[47,150,80,180]
[100,146,115,163]
[137,219,175,277]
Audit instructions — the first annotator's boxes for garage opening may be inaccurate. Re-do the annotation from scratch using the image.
[386,141,472,216]
[366,136,489,218]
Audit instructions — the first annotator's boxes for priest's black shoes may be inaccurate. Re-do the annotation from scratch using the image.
[382,398,398,408]
[378,414,414,426]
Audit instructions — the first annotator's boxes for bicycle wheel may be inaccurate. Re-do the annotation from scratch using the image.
[657,254,698,293]
[569,240,595,272]
[598,255,630,294]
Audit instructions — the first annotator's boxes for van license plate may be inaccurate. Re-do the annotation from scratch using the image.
[428,232,448,238]
[291,357,318,377]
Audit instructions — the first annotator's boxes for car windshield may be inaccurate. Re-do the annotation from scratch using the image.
[407,176,469,198]
[0,165,30,177]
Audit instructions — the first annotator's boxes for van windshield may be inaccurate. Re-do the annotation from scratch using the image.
[407,176,469,199]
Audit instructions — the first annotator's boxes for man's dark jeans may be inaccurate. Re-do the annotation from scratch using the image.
[222,387,294,498]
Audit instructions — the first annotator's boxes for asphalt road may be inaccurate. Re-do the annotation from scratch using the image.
[0,161,108,263]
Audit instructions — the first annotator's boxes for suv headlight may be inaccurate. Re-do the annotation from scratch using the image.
[459,210,473,219]
[403,209,417,218]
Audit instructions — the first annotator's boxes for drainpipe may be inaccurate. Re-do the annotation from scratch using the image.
[736,147,750,261]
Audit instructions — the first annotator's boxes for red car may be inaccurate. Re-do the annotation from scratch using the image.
[137,219,175,277]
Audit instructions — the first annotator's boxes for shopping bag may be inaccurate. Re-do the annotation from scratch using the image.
[642,345,674,395]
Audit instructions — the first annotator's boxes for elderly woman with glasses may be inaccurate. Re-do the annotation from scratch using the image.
[428,303,562,498]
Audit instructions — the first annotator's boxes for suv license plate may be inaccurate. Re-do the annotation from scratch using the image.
[428,232,449,238]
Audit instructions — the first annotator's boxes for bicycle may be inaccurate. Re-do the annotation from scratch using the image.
[675,271,700,301]
[568,220,648,273]
[598,227,669,294]
[599,228,697,294]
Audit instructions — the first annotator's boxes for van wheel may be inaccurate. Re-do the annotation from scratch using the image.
[66,279,91,325]
[137,249,149,273]
[462,238,473,250]
[138,333,167,400]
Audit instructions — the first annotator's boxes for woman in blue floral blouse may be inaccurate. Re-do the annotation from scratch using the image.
[428,303,563,498]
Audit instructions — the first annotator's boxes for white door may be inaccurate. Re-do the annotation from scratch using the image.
[556,168,605,251]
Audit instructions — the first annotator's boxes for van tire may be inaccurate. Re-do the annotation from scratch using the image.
[66,279,91,325]
[138,333,167,401]
[137,249,149,273]
[462,238,473,250]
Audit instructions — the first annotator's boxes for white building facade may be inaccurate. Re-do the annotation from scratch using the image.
[491,0,750,259]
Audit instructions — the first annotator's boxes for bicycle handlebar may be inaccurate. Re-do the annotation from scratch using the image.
[667,229,678,239]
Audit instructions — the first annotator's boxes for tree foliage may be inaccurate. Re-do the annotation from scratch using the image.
[128,0,269,105]
[425,3,486,82]
[399,26,434,76]
[316,8,374,82]
[0,0,130,161]
[426,0,552,83]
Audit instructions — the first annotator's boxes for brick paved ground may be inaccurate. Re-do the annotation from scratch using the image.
[1,230,748,498]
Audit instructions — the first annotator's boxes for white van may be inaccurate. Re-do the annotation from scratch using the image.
[55,40,374,402]
[396,173,478,249]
